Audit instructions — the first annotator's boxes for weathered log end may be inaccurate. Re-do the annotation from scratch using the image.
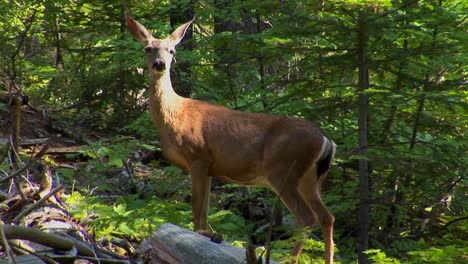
[139,223,279,264]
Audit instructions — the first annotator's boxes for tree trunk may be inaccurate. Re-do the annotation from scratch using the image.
[170,1,194,98]
[380,31,409,242]
[357,11,370,264]
[213,0,239,106]
[396,0,442,237]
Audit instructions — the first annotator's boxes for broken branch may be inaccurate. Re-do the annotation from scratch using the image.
[12,184,64,223]
[0,143,49,183]
[2,224,95,257]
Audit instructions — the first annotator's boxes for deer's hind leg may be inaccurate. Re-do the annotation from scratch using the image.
[298,164,334,264]
[267,165,318,264]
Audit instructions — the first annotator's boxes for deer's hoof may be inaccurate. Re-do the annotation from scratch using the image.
[197,230,223,243]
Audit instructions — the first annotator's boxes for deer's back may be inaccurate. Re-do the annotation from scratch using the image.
[161,99,325,184]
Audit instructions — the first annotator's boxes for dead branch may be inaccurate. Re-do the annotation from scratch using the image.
[10,96,27,201]
[0,189,10,200]
[0,138,10,165]
[19,138,50,146]
[4,225,131,263]
[0,143,49,183]
[0,221,16,264]
[2,224,95,257]
[37,165,53,199]
[9,243,60,264]
[12,184,64,223]
[435,215,468,233]
[48,255,130,264]
[410,215,468,239]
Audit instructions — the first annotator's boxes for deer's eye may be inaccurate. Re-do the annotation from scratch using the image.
[144,46,152,53]
[169,49,175,55]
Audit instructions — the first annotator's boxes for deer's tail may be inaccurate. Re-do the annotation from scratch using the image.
[317,136,336,178]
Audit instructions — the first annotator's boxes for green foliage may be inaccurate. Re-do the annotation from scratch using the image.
[120,112,159,140]
[406,245,467,264]
[208,210,246,240]
[76,137,155,172]
[64,191,192,240]
[56,167,75,182]
[266,235,331,264]
[365,249,401,264]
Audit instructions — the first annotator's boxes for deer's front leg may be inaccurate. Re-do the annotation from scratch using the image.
[189,161,211,231]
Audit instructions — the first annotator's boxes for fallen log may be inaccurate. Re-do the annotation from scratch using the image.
[46,146,81,155]
[140,223,279,264]
[19,138,49,146]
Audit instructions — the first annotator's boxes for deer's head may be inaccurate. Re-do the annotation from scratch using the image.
[126,14,193,76]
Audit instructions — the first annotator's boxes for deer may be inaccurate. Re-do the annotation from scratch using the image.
[126,14,337,264]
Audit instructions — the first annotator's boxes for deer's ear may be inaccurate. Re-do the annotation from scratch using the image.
[169,18,194,46]
[126,13,154,44]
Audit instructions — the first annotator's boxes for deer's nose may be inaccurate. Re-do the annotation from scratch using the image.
[152,59,165,71]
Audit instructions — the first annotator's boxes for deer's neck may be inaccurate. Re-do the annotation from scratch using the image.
[149,72,184,127]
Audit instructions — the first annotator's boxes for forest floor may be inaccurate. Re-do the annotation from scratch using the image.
[0,104,162,263]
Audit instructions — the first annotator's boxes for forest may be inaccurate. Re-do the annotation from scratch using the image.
[0,0,466,263]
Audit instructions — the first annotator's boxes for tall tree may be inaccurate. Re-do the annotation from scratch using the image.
[169,0,194,97]
[357,10,370,264]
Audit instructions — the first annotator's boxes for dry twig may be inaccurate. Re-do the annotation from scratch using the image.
[0,221,17,264]
[3,225,131,263]
[0,143,49,183]
[12,184,64,223]
[2,224,95,257]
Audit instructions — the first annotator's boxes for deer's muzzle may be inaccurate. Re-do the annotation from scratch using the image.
[152,59,165,72]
